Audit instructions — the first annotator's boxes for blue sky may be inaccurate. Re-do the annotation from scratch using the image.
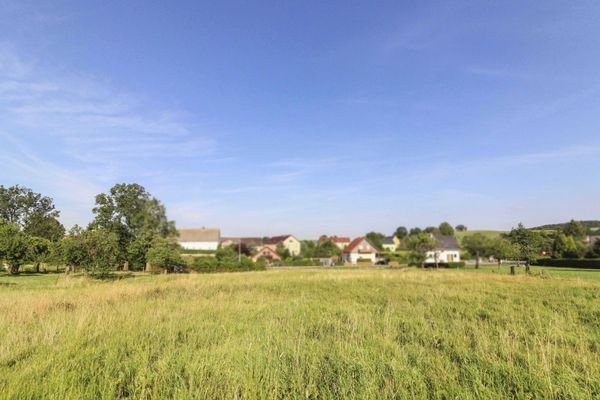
[1,1,599,237]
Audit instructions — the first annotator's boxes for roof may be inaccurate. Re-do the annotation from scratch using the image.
[433,235,460,250]
[590,229,600,236]
[343,237,378,253]
[178,228,220,242]
[265,235,294,245]
[382,236,395,245]
[331,236,351,243]
[220,237,263,246]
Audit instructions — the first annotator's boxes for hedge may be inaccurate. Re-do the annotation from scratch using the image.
[423,261,465,268]
[533,258,600,269]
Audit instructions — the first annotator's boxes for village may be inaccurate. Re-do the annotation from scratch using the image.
[177,227,462,267]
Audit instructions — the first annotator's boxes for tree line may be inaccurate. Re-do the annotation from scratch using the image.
[0,183,186,275]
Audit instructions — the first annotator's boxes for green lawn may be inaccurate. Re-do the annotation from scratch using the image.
[0,268,599,399]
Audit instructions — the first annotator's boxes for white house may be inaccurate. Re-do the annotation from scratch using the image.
[178,228,220,251]
[342,237,379,265]
[425,235,461,264]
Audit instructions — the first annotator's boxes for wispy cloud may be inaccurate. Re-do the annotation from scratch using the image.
[0,47,218,227]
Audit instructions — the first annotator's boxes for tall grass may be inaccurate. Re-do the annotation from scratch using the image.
[0,269,598,399]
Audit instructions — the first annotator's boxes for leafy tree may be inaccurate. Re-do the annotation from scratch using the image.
[406,233,436,268]
[438,222,455,236]
[551,233,585,259]
[275,243,291,259]
[506,223,545,266]
[394,226,408,240]
[0,185,64,241]
[462,233,491,268]
[27,236,51,273]
[60,226,88,272]
[424,226,439,235]
[488,237,516,269]
[409,227,422,236]
[90,183,176,268]
[146,238,184,273]
[0,222,30,274]
[455,224,467,232]
[314,240,341,258]
[82,229,120,276]
[562,219,588,240]
[366,232,385,250]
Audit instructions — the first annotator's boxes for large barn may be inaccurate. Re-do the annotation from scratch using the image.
[177,228,221,251]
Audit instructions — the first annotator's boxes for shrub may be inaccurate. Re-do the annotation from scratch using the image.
[146,238,185,273]
[447,261,466,268]
[533,258,600,269]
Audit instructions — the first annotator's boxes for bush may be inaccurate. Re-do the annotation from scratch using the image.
[532,258,600,269]
[188,252,266,273]
[447,261,466,268]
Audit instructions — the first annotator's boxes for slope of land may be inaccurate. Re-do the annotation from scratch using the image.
[0,268,598,399]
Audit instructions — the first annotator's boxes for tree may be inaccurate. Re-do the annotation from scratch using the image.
[366,232,385,250]
[394,226,408,240]
[60,226,88,272]
[424,226,439,235]
[488,237,516,269]
[146,238,184,273]
[455,224,467,232]
[0,222,30,274]
[0,185,64,241]
[462,233,491,268]
[506,223,545,266]
[406,233,437,268]
[562,219,588,240]
[27,236,51,273]
[409,227,422,236]
[82,229,121,276]
[438,222,455,236]
[90,183,177,269]
[275,243,291,259]
[314,240,341,258]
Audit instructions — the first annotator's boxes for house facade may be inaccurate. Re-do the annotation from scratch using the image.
[319,235,352,249]
[585,230,600,244]
[425,235,461,264]
[178,228,221,250]
[342,237,379,265]
[381,236,400,252]
[252,246,282,263]
[265,235,301,256]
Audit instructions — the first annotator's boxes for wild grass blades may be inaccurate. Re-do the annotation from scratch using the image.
[0,268,598,399]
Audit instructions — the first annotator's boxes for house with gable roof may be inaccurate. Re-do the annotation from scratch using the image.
[265,234,301,256]
[425,234,461,264]
[342,237,379,265]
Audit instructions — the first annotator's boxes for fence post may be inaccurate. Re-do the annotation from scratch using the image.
[510,265,516,275]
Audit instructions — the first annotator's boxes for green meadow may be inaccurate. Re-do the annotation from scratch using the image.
[1,268,599,399]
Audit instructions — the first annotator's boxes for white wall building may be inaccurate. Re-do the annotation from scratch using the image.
[342,237,379,265]
[178,228,221,251]
[425,235,461,264]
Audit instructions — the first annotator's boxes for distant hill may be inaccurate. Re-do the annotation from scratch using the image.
[531,221,600,231]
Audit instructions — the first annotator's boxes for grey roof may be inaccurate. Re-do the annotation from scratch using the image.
[433,235,460,250]
[382,236,395,245]
[178,228,220,242]
[590,229,600,236]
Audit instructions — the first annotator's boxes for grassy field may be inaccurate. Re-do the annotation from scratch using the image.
[1,268,599,399]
